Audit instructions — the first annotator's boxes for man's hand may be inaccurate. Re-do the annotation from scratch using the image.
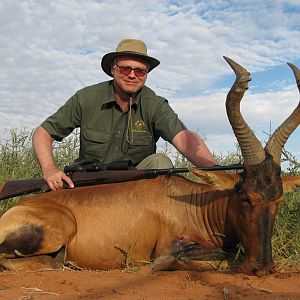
[43,166,74,191]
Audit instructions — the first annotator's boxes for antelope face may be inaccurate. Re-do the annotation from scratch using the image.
[235,157,283,276]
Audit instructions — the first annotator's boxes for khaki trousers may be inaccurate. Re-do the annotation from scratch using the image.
[136,153,173,169]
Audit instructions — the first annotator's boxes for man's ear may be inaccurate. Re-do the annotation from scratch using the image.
[189,168,241,190]
[281,175,300,193]
[111,65,115,77]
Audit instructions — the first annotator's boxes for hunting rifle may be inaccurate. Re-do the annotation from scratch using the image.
[0,161,243,201]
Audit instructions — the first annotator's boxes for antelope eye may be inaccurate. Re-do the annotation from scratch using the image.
[239,190,251,205]
[239,190,247,199]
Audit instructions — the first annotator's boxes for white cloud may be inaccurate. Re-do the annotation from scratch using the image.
[0,0,299,158]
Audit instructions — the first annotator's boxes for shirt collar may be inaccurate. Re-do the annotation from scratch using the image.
[102,80,116,105]
[101,80,141,111]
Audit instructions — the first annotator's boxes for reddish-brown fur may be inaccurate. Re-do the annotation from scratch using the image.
[0,171,298,275]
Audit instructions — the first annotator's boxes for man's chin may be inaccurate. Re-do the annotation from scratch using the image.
[123,86,141,95]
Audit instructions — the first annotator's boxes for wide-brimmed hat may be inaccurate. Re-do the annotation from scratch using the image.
[101,39,160,77]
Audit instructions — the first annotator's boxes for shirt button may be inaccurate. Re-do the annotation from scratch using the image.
[116,130,121,134]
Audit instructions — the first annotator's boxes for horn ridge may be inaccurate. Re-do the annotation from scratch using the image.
[224,57,265,165]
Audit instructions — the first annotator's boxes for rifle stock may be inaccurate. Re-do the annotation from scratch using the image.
[0,164,243,201]
[0,179,49,201]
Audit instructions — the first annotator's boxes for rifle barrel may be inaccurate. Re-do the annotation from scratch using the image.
[69,164,244,186]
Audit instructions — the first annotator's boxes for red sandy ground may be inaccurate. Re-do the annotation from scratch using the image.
[0,266,299,299]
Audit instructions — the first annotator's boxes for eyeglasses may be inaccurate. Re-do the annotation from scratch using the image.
[115,63,148,78]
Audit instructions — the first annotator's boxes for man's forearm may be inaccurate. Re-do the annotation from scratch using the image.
[32,126,57,174]
[172,130,218,167]
[32,126,74,190]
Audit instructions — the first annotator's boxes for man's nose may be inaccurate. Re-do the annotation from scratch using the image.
[127,69,136,78]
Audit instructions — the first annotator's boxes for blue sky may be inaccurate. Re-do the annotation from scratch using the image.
[0,0,299,162]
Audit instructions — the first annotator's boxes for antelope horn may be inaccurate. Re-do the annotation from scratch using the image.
[224,56,265,165]
[288,62,300,90]
[265,63,300,165]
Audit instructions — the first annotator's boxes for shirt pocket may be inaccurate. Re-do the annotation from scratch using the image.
[81,128,110,161]
[126,132,155,163]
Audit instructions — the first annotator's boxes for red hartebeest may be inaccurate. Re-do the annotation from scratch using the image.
[0,57,300,276]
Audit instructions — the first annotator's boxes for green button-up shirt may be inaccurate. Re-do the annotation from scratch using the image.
[42,80,186,165]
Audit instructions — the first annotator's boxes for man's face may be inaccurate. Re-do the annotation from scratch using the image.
[111,56,148,96]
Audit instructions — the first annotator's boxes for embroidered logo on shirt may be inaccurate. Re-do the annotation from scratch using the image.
[132,120,148,133]
[135,120,145,130]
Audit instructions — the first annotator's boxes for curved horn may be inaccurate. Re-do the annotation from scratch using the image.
[224,56,265,165]
[265,63,300,165]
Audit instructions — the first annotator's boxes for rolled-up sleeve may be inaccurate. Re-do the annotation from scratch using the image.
[41,94,82,141]
[152,99,187,143]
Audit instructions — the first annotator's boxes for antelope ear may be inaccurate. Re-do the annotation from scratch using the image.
[282,175,300,193]
[189,168,241,190]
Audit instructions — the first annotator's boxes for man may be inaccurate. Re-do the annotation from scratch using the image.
[33,39,217,191]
